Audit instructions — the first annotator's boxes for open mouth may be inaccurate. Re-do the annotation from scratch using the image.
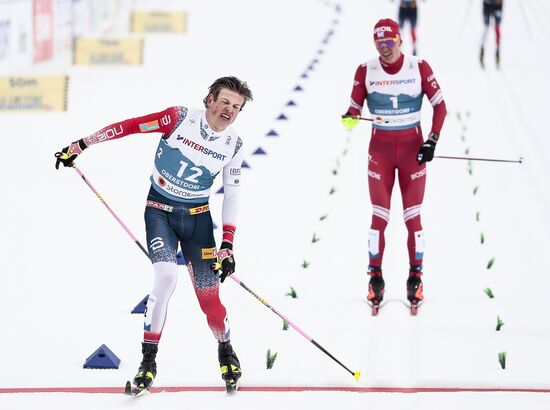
[221,113,230,121]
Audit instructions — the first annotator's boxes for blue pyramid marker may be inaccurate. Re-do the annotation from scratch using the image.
[242,160,250,168]
[266,130,279,137]
[216,186,224,194]
[286,100,296,106]
[252,147,267,155]
[293,85,303,92]
[276,113,288,120]
[131,294,149,314]
[83,344,121,369]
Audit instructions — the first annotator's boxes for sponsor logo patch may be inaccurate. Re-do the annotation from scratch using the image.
[201,247,217,259]
[139,120,160,132]
[190,204,209,215]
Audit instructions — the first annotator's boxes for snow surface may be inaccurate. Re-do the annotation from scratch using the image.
[2,0,550,408]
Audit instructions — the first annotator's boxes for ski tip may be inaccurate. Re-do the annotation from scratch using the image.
[353,371,362,381]
[124,381,132,396]
[124,380,151,398]
[226,383,239,394]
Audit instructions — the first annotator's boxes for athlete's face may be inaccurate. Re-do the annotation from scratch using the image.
[375,37,402,64]
[205,89,245,132]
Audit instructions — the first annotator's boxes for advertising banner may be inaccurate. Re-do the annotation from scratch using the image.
[73,37,143,65]
[131,11,187,33]
[0,75,68,111]
[33,0,53,63]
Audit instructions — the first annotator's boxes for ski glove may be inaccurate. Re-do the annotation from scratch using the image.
[341,114,360,130]
[217,241,235,283]
[417,139,437,165]
[55,139,88,169]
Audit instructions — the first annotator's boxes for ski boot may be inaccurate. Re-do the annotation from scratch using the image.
[495,47,500,69]
[407,265,424,315]
[479,47,485,69]
[367,266,385,315]
[127,342,158,396]
[218,341,241,394]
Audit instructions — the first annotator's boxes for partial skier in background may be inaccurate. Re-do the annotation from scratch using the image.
[397,0,419,56]
[341,19,446,314]
[55,76,253,393]
[480,0,503,68]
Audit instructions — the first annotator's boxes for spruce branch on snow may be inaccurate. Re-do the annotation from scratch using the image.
[266,349,278,369]
[484,288,494,298]
[498,352,507,369]
[496,316,504,331]
[285,287,298,298]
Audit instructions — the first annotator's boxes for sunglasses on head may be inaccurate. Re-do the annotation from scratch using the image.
[374,37,399,49]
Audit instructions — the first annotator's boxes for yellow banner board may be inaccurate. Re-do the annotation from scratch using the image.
[131,11,187,33]
[0,76,68,112]
[73,38,144,65]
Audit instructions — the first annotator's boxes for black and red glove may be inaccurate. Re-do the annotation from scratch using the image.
[417,133,439,165]
[55,138,88,169]
[216,241,235,283]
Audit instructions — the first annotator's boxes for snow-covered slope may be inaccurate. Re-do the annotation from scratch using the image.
[1,0,550,408]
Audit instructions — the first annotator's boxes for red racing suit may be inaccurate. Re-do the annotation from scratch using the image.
[346,53,446,270]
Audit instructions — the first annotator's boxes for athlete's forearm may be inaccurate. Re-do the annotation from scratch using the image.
[83,106,181,147]
[430,99,447,136]
[221,185,239,245]
[220,141,244,244]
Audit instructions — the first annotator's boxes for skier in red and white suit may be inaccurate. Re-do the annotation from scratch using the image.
[343,18,446,306]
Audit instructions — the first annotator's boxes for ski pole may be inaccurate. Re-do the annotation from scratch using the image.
[434,155,524,164]
[70,164,150,258]
[341,114,389,123]
[215,266,361,381]
[67,163,361,381]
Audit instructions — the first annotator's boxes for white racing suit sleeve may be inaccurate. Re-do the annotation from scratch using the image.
[221,137,244,244]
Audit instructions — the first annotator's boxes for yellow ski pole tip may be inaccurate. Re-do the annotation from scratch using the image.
[353,371,361,381]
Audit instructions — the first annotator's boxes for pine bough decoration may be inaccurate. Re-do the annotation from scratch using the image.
[266,349,278,369]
